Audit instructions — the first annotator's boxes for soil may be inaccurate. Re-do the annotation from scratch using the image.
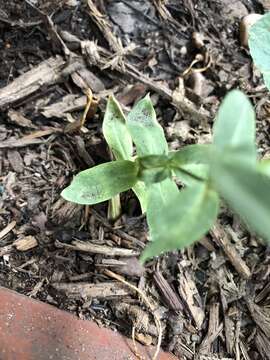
[0,1,270,359]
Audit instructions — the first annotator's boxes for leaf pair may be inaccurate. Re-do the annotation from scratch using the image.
[62,95,176,214]
[102,96,148,212]
[62,97,141,208]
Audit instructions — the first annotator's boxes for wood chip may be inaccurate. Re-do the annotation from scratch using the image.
[22,129,61,139]
[178,268,205,329]
[117,83,147,106]
[255,282,270,303]
[55,239,140,257]
[224,307,237,355]
[0,221,16,240]
[199,236,215,252]
[114,303,150,332]
[74,136,95,166]
[52,281,130,298]
[211,223,251,279]
[14,236,38,251]
[87,0,122,54]
[255,329,270,360]
[246,299,270,336]
[0,245,13,257]
[154,270,183,312]
[0,56,66,108]
[71,67,105,92]
[7,150,24,173]
[8,109,36,128]
[239,341,252,360]
[0,137,45,149]
[42,94,87,118]
[199,302,221,354]
[135,333,153,346]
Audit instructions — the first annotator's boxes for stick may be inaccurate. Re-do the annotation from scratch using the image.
[55,239,139,257]
[104,269,162,360]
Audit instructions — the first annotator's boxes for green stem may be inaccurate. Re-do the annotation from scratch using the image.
[174,166,205,182]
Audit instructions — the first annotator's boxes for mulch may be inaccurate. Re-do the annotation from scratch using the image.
[0,1,270,359]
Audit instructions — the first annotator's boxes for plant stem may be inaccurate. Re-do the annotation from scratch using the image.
[174,166,205,182]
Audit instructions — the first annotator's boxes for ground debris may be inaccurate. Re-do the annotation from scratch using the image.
[178,267,205,330]
[14,235,38,251]
[255,329,270,360]
[154,270,183,312]
[52,281,131,299]
[211,223,251,279]
[0,56,80,109]
[55,239,140,257]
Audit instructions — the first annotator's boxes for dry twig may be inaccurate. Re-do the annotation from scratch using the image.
[55,239,139,257]
[0,221,16,240]
[104,269,162,360]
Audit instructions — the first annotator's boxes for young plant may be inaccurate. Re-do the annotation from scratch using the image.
[62,91,270,262]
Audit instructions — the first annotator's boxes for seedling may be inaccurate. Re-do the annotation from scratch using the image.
[62,90,270,262]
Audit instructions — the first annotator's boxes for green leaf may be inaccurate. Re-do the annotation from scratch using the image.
[211,156,270,243]
[127,94,168,156]
[257,159,270,177]
[174,164,208,187]
[138,154,169,168]
[141,183,219,262]
[61,160,138,205]
[146,178,179,237]
[170,144,211,166]
[249,13,270,90]
[137,154,171,184]
[102,96,148,211]
[213,90,256,159]
[102,96,133,160]
[169,144,211,186]
[132,181,148,212]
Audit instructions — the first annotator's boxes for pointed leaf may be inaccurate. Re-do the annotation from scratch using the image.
[127,94,168,156]
[61,161,138,205]
[211,156,270,243]
[170,144,211,166]
[249,13,270,91]
[146,178,179,238]
[141,183,219,262]
[213,90,255,159]
[132,181,148,212]
[102,96,133,160]
[102,96,147,211]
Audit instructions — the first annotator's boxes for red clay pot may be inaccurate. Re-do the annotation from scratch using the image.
[0,287,177,360]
